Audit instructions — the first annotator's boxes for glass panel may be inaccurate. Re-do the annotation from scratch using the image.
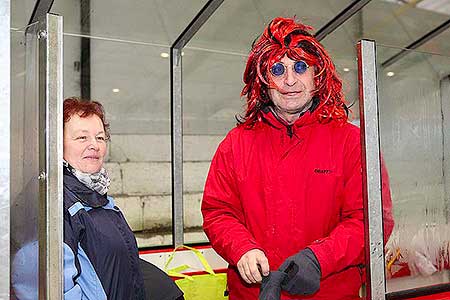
[418,28,450,60]
[10,22,40,299]
[181,47,245,244]
[377,45,450,293]
[182,0,358,244]
[363,0,449,48]
[11,0,36,29]
[187,0,355,53]
[62,33,173,248]
[320,0,450,126]
[321,0,450,64]
[51,0,208,44]
[51,0,210,248]
[0,2,11,298]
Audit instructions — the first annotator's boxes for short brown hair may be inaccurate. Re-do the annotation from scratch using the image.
[63,97,110,140]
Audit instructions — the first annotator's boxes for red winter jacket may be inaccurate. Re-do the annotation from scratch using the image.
[202,108,394,300]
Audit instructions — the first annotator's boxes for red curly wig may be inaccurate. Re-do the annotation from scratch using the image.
[240,17,348,126]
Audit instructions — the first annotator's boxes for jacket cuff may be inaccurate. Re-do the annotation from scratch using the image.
[306,242,334,278]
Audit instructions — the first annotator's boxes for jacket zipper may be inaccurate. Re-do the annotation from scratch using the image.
[287,125,293,138]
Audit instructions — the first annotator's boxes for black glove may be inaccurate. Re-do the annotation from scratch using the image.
[278,248,321,295]
[259,271,287,300]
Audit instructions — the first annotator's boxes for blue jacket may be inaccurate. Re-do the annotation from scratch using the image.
[11,167,147,300]
[11,169,183,300]
[63,167,146,300]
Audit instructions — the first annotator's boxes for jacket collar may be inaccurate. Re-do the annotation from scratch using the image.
[63,166,108,208]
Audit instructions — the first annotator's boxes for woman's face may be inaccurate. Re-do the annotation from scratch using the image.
[63,114,107,174]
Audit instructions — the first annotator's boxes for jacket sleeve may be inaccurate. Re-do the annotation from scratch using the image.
[11,242,84,300]
[381,156,394,244]
[202,134,264,266]
[307,128,394,278]
[64,243,83,300]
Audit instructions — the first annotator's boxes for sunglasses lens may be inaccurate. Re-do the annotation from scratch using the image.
[270,62,285,76]
[294,61,308,74]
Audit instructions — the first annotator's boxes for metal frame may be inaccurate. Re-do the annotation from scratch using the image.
[357,39,386,300]
[171,44,184,247]
[386,284,450,300]
[315,0,371,41]
[172,0,224,50]
[442,75,450,223]
[382,19,450,68]
[170,0,224,247]
[80,0,91,99]
[0,0,10,298]
[37,13,64,300]
[28,0,55,27]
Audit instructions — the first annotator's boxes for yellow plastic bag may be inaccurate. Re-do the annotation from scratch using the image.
[164,245,228,300]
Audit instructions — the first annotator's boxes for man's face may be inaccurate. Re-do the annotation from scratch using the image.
[268,55,316,118]
[63,114,107,174]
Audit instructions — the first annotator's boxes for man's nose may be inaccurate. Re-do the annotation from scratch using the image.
[284,68,297,86]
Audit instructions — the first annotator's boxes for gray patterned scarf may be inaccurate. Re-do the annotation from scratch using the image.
[63,160,110,195]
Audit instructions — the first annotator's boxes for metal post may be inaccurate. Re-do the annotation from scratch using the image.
[37,13,63,300]
[441,76,450,223]
[171,47,183,247]
[171,0,224,247]
[357,39,386,300]
[0,0,11,298]
[80,0,91,99]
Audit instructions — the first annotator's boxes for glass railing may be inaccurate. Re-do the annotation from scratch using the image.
[376,44,450,294]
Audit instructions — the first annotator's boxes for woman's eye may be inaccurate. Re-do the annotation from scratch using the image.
[96,136,106,141]
[76,136,87,140]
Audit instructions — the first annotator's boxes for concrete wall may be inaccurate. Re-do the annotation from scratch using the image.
[105,134,224,246]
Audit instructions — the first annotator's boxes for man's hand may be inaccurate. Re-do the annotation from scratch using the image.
[237,249,270,284]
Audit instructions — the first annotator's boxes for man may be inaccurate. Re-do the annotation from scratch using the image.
[201,17,394,300]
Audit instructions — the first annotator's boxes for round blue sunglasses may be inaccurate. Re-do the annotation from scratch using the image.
[270,60,309,77]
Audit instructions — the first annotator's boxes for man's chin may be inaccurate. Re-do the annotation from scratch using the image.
[284,101,313,114]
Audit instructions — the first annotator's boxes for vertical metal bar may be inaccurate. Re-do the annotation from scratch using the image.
[170,0,224,246]
[441,76,450,222]
[37,17,47,300]
[171,47,183,247]
[357,39,386,300]
[0,0,10,298]
[80,0,91,99]
[37,13,63,300]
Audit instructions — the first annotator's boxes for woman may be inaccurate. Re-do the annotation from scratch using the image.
[12,97,183,300]
[62,97,147,299]
[62,97,183,300]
